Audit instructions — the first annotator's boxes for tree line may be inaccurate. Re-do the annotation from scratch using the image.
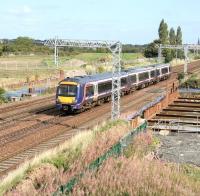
[0,37,53,56]
[0,37,146,56]
[144,19,184,62]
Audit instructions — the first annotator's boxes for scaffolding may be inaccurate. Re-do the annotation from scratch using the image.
[44,38,122,120]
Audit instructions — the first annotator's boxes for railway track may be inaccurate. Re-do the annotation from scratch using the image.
[0,95,54,114]
[0,60,200,178]
[0,80,168,177]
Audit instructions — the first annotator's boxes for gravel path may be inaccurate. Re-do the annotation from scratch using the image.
[155,132,200,166]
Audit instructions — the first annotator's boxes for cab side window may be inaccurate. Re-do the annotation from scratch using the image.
[86,85,94,97]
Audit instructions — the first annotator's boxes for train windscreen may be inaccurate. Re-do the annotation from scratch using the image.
[57,84,77,97]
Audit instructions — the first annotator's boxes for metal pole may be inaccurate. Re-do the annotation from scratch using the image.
[110,42,121,120]
[184,45,189,75]
[56,47,59,68]
[54,37,57,66]
[158,44,162,63]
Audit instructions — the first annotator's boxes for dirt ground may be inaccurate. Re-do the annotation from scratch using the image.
[155,132,200,166]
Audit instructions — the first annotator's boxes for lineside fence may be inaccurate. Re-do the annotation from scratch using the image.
[54,120,148,195]
[0,63,54,70]
[0,70,65,89]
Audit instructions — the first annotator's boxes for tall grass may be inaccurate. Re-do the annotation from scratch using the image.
[73,157,200,196]
[72,132,200,196]
[3,123,200,195]
[0,120,127,195]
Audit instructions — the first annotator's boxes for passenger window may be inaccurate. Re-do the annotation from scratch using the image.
[121,77,127,86]
[98,81,112,93]
[162,67,168,74]
[150,71,155,78]
[130,75,136,83]
[139,72,149,81]
[156,69,160,76]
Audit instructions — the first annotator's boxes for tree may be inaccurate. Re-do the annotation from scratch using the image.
[144,39,160,58]
[158,19,172,62]
[176,26,182,45]
[158,19,169,44]
[169,28,176,45]
[0,45,2,56]
[0,88,6,103]
[176,26,184,58]
[13,37,34,53]
[169,28,176,59]
[198,38,200,45]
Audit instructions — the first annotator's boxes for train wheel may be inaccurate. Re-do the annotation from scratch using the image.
[97,100,103,106]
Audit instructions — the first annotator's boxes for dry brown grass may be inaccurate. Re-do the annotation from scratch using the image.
[1,120,127,195]
[3,122,200,196]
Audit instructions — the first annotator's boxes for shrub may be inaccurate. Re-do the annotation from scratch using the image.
[178,73,184,81]
[0,87,7,103]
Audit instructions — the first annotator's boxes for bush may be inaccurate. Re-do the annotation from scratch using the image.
[0,88,6,103]
[194,55,200,60]
[178,73,184,81]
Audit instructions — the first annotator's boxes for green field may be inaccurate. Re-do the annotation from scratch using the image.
[0,52,144,67]
[0,52,156,88]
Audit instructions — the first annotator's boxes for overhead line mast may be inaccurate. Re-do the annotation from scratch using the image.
[158,44,200,74]
[44,38,122,120]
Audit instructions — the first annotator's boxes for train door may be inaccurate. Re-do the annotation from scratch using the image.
[85,84,94,103]
[93,83,98,101]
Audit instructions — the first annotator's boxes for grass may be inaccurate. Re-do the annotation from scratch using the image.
[71,132,200,196]
[122,52,144,61]
[180,73,200,88]
[0,120,127,195]
[0,52,147,88]
[0,53,145,69]
[2,122,200,195]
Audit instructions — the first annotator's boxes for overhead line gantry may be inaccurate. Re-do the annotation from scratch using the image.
[158,44,200,74]
[44,37,122,120]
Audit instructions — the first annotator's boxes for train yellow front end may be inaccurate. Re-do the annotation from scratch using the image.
[56,81,80,112]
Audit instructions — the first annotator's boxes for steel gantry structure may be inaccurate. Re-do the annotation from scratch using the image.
[44,38,122,120]
[158,44,200,74]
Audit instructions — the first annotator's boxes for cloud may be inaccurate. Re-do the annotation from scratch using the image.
[23,5,31,14]
[8,5,32,16]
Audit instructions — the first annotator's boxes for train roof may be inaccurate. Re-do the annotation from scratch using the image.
[124,63,170,74]
[62,71,127,84]
[61,63,170,84]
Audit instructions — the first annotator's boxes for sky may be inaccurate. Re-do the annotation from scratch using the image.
[0,0,200,44]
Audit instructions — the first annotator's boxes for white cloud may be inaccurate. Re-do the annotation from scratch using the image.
[9,5,32,16]
[23,5,31,14]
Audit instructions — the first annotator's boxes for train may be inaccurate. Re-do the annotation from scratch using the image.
[56,63,171,113]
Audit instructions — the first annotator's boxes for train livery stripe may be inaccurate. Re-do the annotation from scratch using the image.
[60,81,78,85]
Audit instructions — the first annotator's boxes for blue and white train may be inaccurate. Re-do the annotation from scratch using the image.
[56,63,171,112]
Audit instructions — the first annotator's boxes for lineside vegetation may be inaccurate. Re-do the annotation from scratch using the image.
[1,120,200,195]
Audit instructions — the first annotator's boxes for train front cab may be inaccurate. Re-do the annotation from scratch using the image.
[56,81,83,112]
